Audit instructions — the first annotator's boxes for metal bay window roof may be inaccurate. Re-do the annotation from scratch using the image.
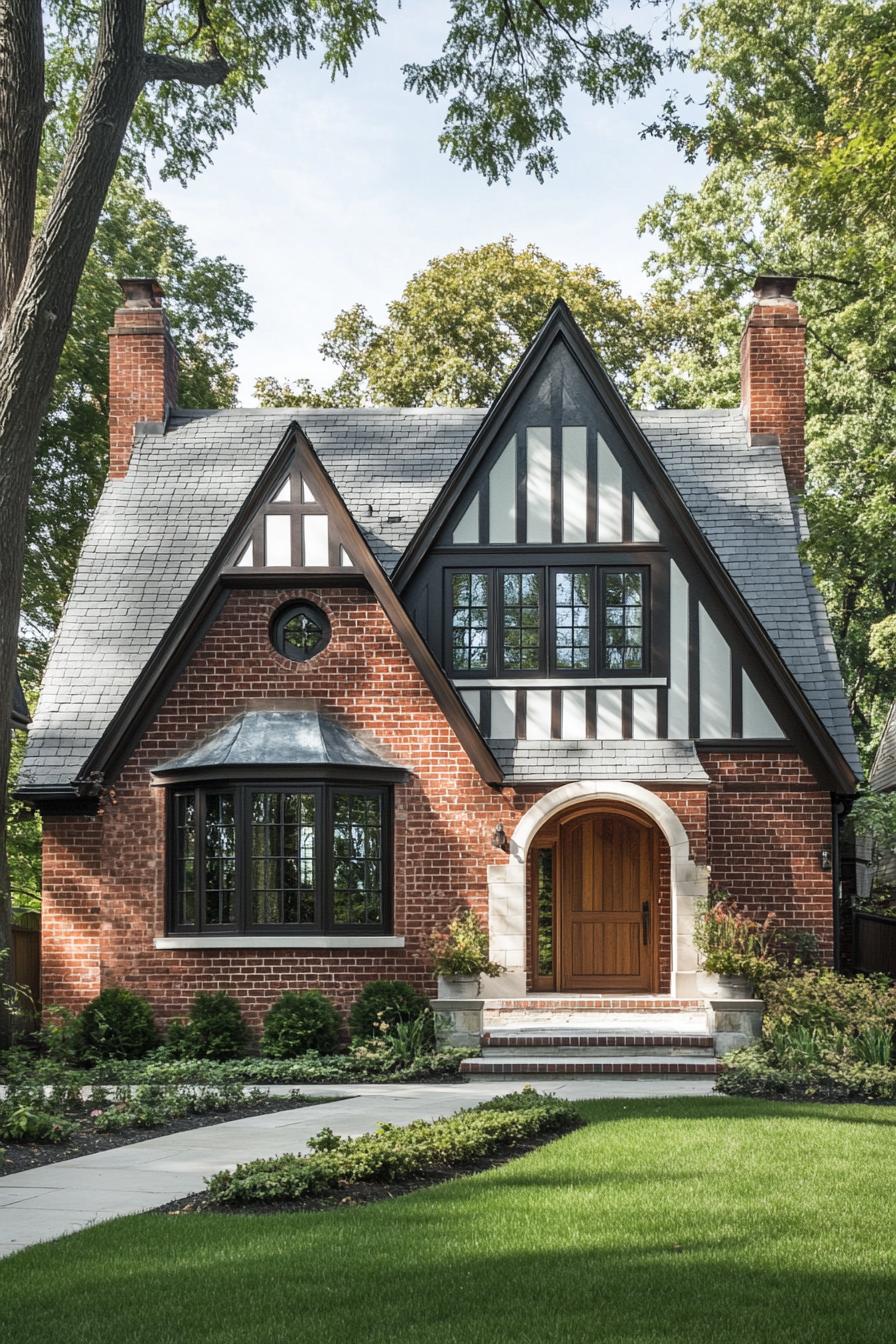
[151,709,407,782]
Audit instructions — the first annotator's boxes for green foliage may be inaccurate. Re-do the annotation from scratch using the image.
[256,238,646,408]
[166,992,249,1061]
[84,1048,465,1087]
[430,907,503,979]
[762,969,896,1038]
[88,1082,285,1134]
[717,1043,896,1103]
[348,981,432,1042]
[638,0,896,763]
[0,1101,74,1145]
[205,1088,582,1204]
[693,895,816,983]
[850,791,896,892]
[78,988,159,1063]
[720,967,896,1099]
[261,991,343,1058]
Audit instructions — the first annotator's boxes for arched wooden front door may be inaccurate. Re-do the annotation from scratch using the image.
[531,805,659,992]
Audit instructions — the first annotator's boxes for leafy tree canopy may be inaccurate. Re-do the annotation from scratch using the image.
[255,238,646,408]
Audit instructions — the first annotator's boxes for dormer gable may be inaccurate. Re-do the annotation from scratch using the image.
[395,301,854,792]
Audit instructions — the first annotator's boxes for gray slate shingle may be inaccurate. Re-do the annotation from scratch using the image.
[20,405,859,789]
[490,739,710,784]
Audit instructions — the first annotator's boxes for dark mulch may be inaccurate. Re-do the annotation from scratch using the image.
[0,1095,338,1177]
[154,1131,567,1217]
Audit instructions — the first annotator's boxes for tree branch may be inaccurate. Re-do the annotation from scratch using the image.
[143,50,229,86]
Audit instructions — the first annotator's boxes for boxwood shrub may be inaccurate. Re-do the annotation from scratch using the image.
[78,987,159,1062]
[205,1089,582,1204]
[166,992,249,1060]
[262,991,343,1058]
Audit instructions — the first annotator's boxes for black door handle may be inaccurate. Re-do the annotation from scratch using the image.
[641,900,650,945]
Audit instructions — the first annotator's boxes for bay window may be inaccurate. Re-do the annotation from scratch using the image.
[169,783,390,935]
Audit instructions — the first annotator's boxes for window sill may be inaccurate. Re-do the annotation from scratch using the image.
[153,935,406,950]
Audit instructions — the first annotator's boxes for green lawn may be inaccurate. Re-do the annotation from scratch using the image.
[2,1096,896,1344]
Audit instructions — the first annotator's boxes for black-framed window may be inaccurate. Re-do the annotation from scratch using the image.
[553,571,591,670]
[501,571,541,671]
[448,564,649,678]
[169,783,391,934]
[450,572,489,670]
[271,601,330,662]
[601,569,645,671]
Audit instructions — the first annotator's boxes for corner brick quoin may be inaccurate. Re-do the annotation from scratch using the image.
[39,585,835,1027]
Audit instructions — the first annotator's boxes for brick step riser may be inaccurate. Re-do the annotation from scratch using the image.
[461,1060,720,1077]
[480,1045,715,1059]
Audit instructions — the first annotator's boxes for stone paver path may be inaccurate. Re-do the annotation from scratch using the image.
[0,1075,714,1257]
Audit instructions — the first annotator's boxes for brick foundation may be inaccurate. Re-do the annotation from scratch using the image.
[40,586,836,1029]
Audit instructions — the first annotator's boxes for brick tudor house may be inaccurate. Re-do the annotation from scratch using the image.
[18,275,860,1048]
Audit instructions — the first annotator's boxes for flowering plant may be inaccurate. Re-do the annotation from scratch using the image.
[693,895,780,982]
[429,908,504,979]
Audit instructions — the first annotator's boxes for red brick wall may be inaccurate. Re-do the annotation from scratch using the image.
[740,296,806,493]
[40,587,835,1027]
[107,303,179,480]
[700,750,834,960]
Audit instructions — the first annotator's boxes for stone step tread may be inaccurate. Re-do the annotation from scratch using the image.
[481,1032,714,1049]
[485,998,702,1011]
[460,1056,720,1076]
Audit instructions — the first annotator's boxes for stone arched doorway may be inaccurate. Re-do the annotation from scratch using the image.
[529,801,662,993]
[484,781,709,999]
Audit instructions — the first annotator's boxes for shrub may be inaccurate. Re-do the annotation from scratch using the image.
[38,1005,84,1065]
[349,980,432,1042]
[167,992,249,1060]
[429,907,503,979]
[762,969,896,1039]
[205,1088,581,1204]
[717,1043,896,1103]
[89,1081,288,1133]
[694,895,818,984]
[262,991,343,1058]
[78,987,159,1062]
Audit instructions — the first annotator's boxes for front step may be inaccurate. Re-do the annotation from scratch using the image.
[461,1056,720,1076]
[481,1030,714,1058]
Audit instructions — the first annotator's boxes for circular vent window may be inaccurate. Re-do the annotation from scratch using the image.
[271,601,331,662]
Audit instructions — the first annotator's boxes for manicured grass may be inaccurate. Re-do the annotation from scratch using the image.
[3,1096,896,1343]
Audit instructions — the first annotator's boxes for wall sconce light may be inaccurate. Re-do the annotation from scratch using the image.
[820,848,832,872]
[492,823,508,851]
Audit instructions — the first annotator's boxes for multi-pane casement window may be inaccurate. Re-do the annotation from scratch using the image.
[448,565,649,677]
[169,783,390,934]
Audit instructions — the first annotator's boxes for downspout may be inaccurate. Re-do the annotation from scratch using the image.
[831,796,849,970]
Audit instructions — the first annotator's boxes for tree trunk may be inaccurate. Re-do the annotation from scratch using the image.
[0,0,147,999]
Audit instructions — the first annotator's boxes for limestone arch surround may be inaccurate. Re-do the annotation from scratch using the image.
[483,780,710,999]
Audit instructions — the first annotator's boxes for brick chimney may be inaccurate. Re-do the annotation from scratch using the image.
[740,274,806,494]
[107,278,179,479]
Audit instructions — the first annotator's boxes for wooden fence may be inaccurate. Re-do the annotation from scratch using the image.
[853,911,896,978]
[0,913,40,1045]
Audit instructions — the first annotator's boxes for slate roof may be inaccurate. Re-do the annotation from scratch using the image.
[153,709,407,776]
[489,740,710,784]
[10,675,29,730]
[20,404,859,791]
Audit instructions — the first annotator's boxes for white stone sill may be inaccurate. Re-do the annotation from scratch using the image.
[153,935,405,950]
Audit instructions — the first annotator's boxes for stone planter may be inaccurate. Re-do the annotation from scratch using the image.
[706,997,765,1055]
[697,971,754,1000]
[437,973,480,1000]
[430,997,483,1050]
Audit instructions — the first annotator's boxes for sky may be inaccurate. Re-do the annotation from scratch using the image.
[150,3,707,404]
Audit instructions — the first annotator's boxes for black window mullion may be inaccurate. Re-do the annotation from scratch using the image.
[322,784,334,933]
[196,787,207,933]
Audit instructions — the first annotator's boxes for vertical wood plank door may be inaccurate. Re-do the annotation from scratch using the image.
[558,808,658,991]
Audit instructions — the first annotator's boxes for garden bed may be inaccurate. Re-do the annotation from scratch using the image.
[155,1132,562,1216]
[1,1091,336,1176]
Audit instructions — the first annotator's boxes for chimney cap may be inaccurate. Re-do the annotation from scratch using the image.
[752,274,798,303]
[117,277,164,308]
